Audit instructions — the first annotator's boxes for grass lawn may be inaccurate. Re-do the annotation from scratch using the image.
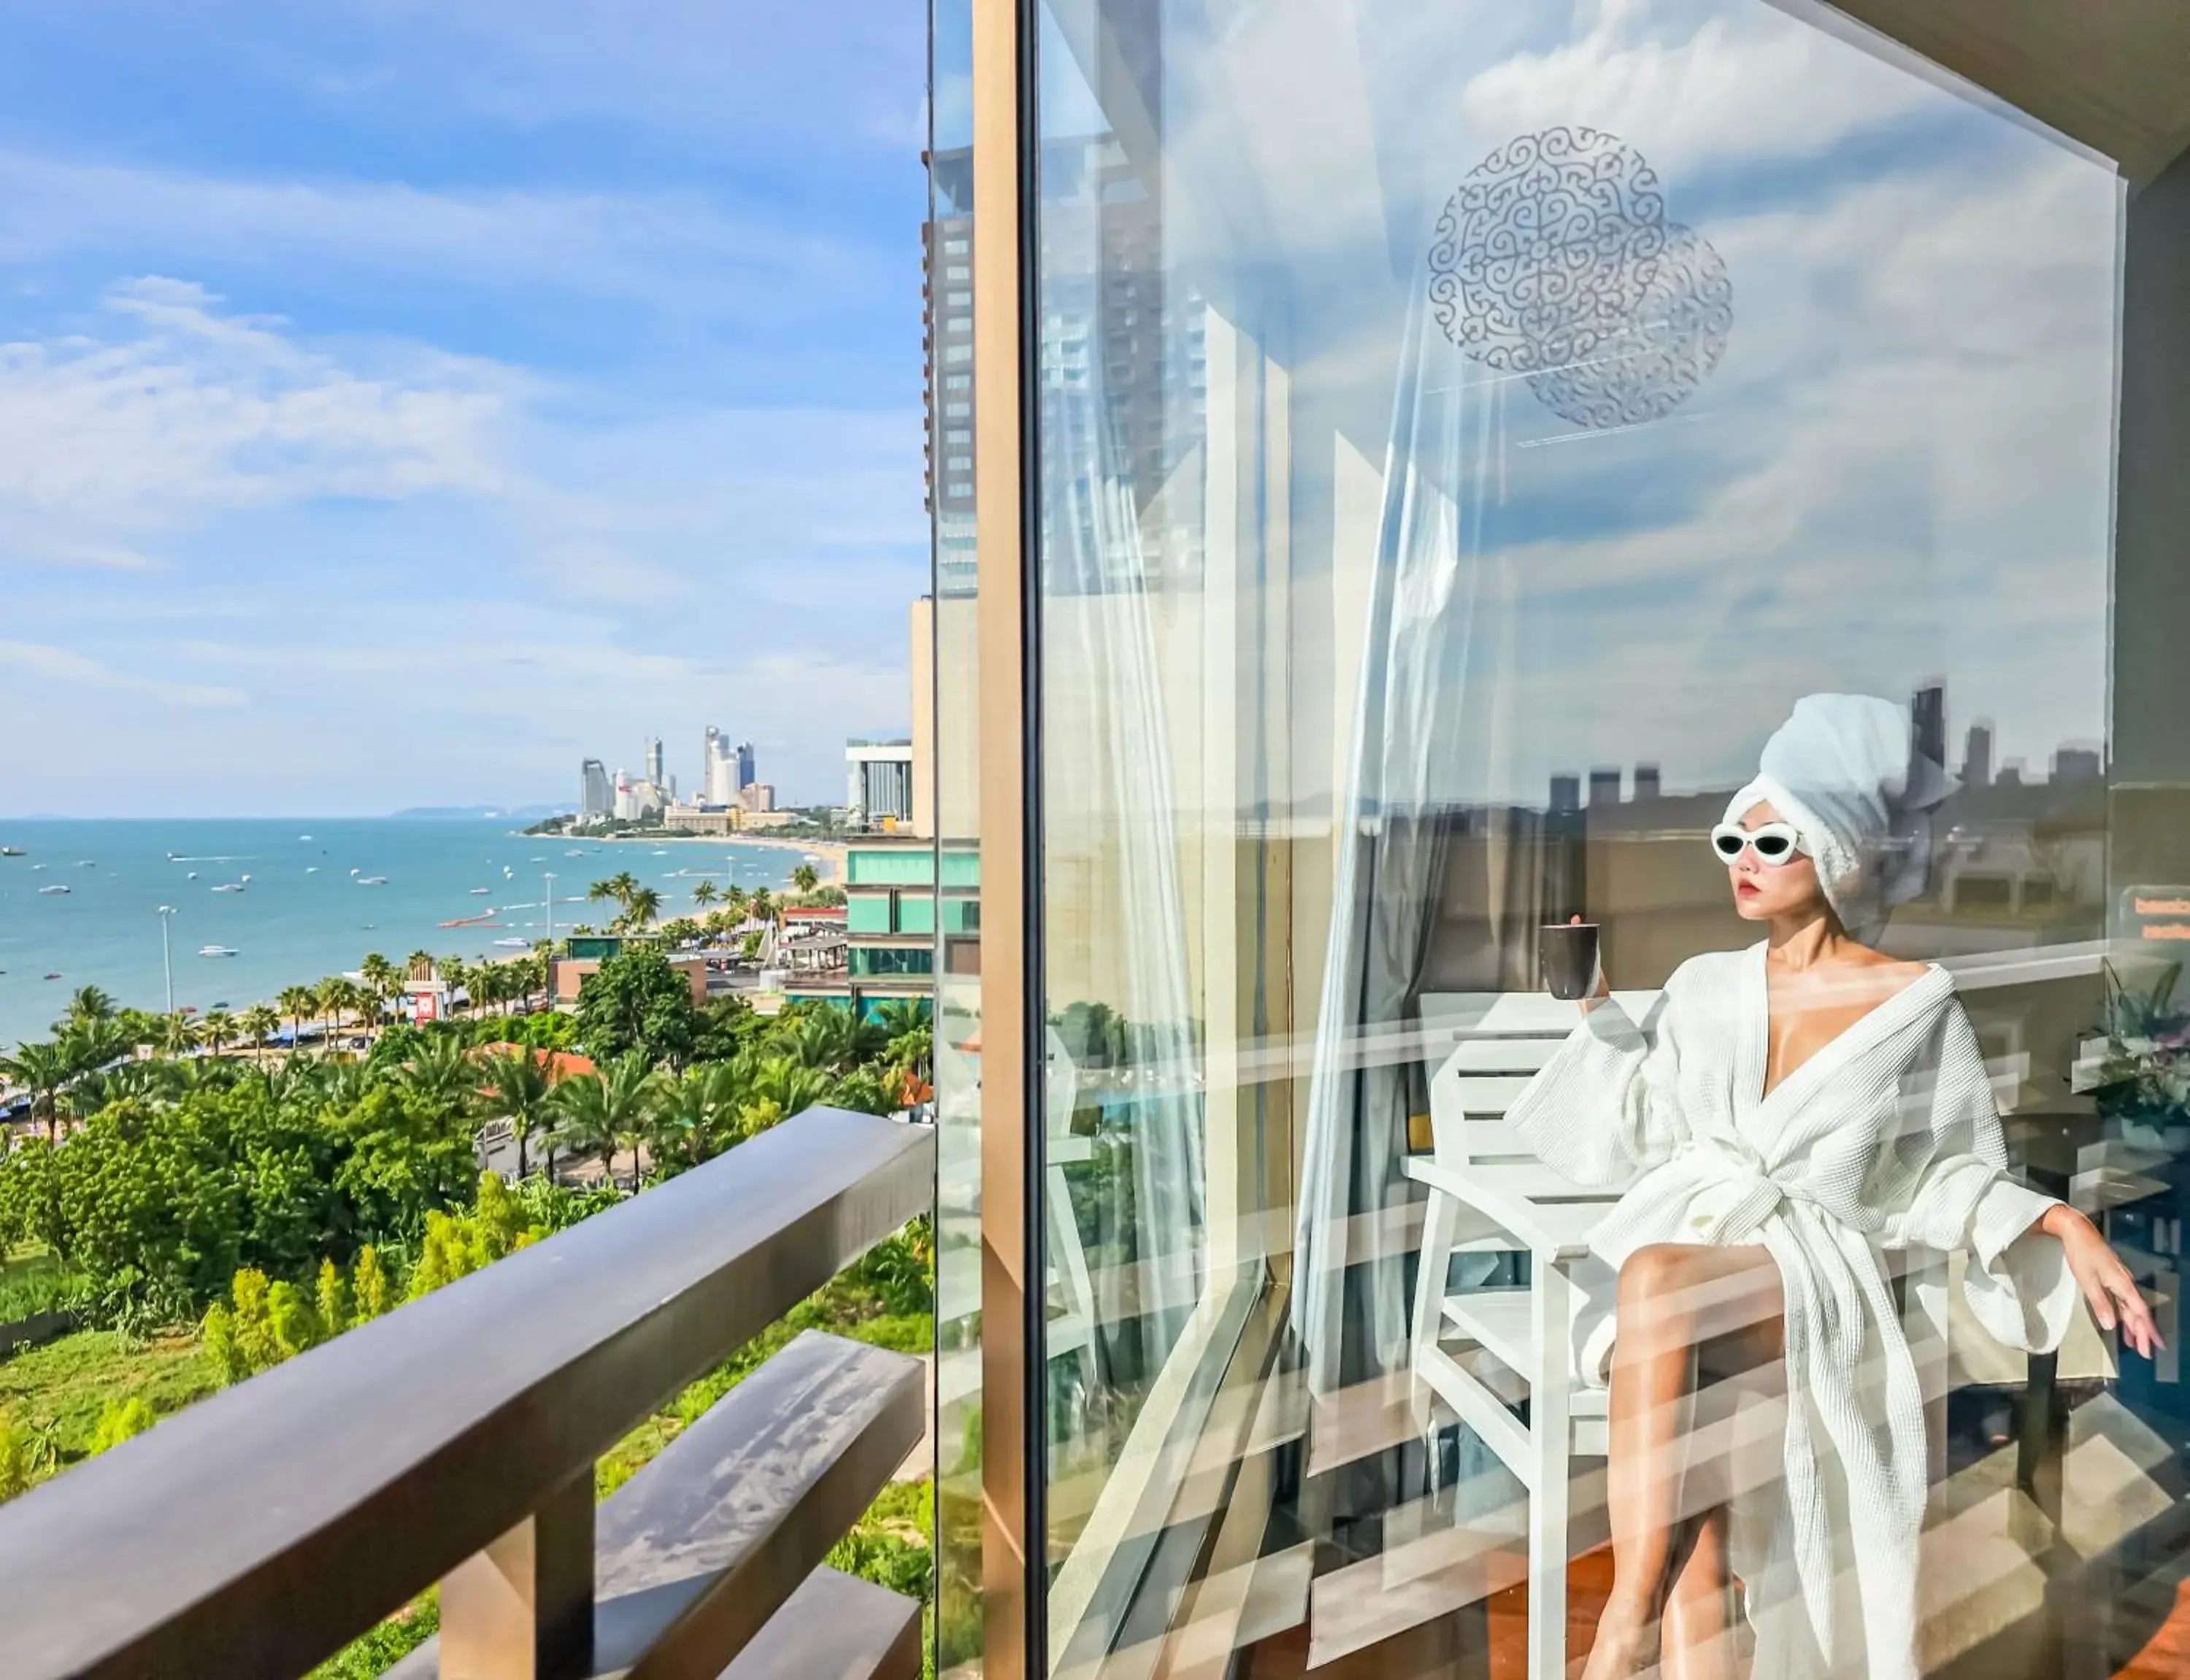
[0,1328,218,1468]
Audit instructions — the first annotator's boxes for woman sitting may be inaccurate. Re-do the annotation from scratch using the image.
[1508,693,2156,1680]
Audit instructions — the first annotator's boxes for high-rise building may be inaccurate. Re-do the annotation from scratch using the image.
[1588,767,1623,809]
[739,782,777,814]
[580,758,611,819]
[1962,721,1994,789]
[846,739,916,827]
[1912,681,1947,771]
[645,737,665,791]
[703,728,742,806]
[2053,744,2103,783]
[1548,774,1581,813]
[735,741,756,790]
[1633,763,1662,801]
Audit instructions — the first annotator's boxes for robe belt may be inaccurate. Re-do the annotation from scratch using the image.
[1687,1147,1801,1245]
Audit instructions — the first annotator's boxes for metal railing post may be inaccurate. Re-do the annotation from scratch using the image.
[439,1467,596,1680]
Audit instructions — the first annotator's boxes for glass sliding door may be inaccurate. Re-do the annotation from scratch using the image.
[975,0,2169,1674]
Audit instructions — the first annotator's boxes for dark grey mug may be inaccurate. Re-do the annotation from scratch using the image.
[1540,922,1600,1001]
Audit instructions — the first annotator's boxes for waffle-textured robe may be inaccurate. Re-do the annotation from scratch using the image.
[1507,942,2078,1679]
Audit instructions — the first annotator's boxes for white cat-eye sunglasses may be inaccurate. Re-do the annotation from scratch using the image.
[1709,821,1807,866]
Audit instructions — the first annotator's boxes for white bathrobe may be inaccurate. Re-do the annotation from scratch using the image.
[1508,942,2078,1679]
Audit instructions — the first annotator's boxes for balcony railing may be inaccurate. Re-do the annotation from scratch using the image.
[0,1103,935,1680]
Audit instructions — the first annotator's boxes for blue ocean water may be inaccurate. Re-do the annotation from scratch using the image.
[0,819,803,1047]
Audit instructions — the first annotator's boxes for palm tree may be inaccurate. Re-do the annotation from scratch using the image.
[548,1054,660,1187]
[692,879,718,908]
[483,1048,553,1180]
[239,1004,279,1062]
[721,883,750,922]
[403,1036,479,1120]
[201,1010,234,1057]
[64,985,116,1028]
[748,887,776,930]
[278,986,315,1054]
[871,998,934,1081]
[791,863,820,896]
[58,1017,131,1081]
[649,1061,744,1169]
[0,1041,72,1142]
[440,957,471,1013]
[358,953,400,1033]
[159,1013,201,1058]
[588,872,639,917]
[618,886,663,933]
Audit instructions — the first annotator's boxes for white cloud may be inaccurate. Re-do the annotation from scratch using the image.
[0,639,245,709]
[0,276,512,569]
[1456,0,1943,181]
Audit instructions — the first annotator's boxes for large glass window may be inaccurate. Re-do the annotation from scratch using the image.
[1010,0,2162,1675]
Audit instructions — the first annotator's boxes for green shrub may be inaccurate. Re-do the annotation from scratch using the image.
[0,1416,40,1499]
[87,1396,155,1454]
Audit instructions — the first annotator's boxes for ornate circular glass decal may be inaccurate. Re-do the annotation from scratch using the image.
[1429,126,1732,428]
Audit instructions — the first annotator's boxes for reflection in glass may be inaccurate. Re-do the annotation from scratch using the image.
[1006,0,2135,1673]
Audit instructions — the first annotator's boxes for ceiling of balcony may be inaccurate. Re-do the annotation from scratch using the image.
[1827,0,2190,185]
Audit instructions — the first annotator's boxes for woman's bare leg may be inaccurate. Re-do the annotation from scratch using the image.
[1661,1507,1737,1680]
[1580,1244,1781,1680]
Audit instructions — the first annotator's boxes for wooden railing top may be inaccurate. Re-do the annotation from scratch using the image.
[0,1104,934,1680]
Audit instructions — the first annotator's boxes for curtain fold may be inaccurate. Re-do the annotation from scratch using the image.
[1043,347,1209,1384]
[1293,287,1523,1392]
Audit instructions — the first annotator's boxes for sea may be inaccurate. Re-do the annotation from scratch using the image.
[0,819,807,1047]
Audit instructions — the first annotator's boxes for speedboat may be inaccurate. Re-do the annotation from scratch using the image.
[472,887,492,895]
[199,945,238,958]
[0,847,22,857]
[37,884,69,895]
[305,866,318,874]
[493,936,530,948]
[357,876,388,886]
[188,872,199,880]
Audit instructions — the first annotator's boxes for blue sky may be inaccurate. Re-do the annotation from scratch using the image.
[0,1,931,815]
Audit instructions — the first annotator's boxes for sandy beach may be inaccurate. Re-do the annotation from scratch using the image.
[595,829,848,885]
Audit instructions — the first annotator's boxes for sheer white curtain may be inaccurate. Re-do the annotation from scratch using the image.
[1294,293,1524,1392]
[1043,352,1208,1379]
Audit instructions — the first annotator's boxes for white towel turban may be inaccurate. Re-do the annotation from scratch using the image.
[1723,693,1955,943]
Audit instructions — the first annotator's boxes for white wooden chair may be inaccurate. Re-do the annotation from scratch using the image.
[1405,990,1958,1680]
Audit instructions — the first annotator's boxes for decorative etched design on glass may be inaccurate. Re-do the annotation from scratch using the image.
[1428,126,1732,428]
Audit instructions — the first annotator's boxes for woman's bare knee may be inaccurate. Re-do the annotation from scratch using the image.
[1618,1244,1780,1344]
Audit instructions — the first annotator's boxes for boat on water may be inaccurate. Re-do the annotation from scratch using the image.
[42,972,60,981]
[357,876,388,886]
[37,885,69,895]
[493,936,530,949]
[0,847,22,857]
[305,866,318,874]
[212,875,250,893]
[199,945,239,958]
[471,887,492,895]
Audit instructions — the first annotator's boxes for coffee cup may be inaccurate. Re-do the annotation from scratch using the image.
[1540,922,1600,1001]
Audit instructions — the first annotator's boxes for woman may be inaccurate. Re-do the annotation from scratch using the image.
[1507,694,2156,1680]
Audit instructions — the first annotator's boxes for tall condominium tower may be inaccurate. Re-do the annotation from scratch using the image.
[580,758,612,819]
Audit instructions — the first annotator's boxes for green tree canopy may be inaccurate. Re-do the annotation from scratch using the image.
[573,949,702,1067]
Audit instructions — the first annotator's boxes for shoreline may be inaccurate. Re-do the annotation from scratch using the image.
[591,830,848,885]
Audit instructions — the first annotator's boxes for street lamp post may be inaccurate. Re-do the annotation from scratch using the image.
[545,873,556,943]
[155,905,177,1014]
